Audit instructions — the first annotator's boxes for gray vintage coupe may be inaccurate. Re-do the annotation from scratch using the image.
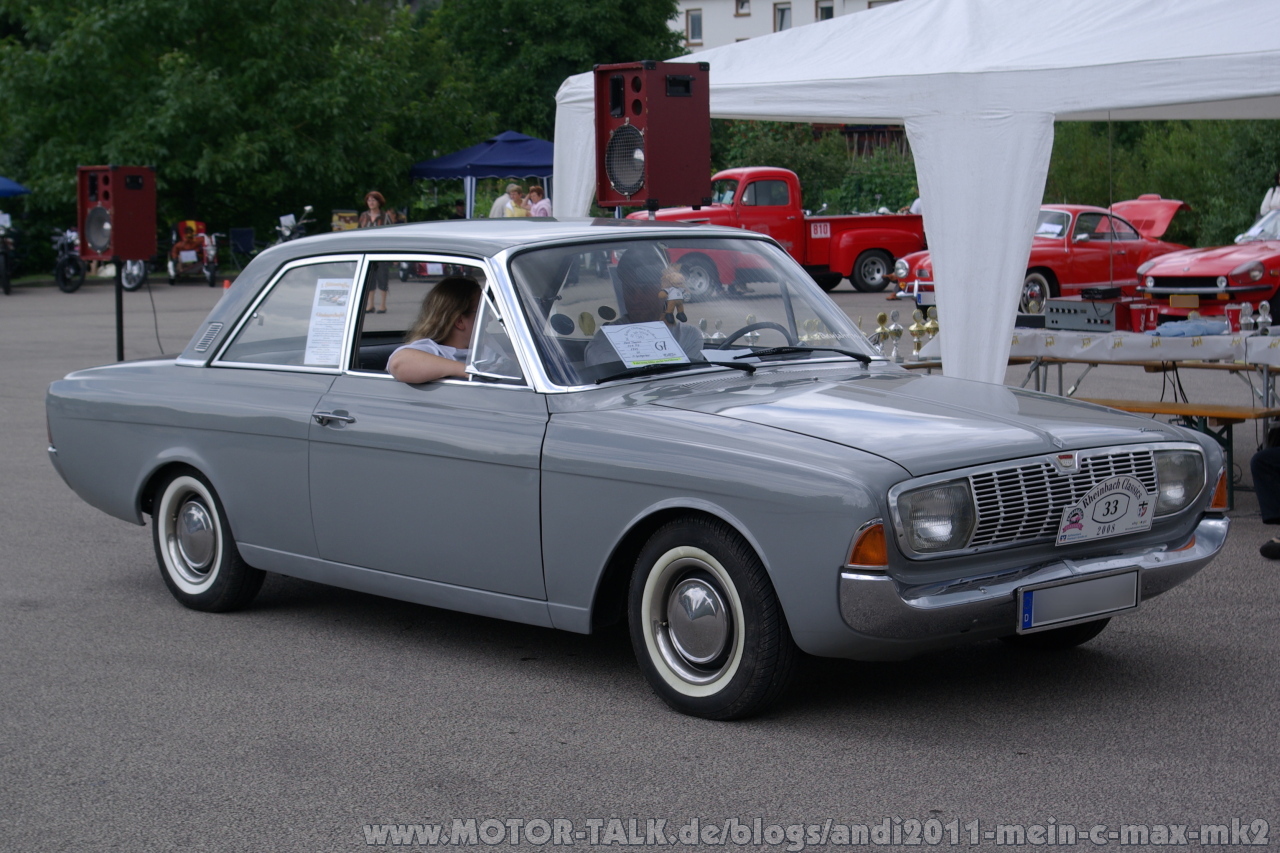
[47,219,1229,719]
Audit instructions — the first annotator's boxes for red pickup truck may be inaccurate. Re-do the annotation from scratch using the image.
[628,167,925,295]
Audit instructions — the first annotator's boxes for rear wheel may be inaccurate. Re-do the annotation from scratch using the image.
[1019,270,1058,314]
[152,471,264,612]
[629,517,797,720]
[851,249,893,292]
[121,260,148,291]
[55,256,85,293]
[1001,618,1110,650]
[679,255,719,300]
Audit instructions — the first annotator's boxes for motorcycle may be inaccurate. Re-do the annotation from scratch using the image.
[273,205,314,244]
[52,228,85,293]
[0,217,14,296]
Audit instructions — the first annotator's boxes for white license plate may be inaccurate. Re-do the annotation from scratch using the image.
[1016,570,1139,633]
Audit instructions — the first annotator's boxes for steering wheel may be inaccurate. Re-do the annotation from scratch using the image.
[716,321,797,349]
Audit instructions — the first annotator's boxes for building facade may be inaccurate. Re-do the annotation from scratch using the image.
[677,0,903,51]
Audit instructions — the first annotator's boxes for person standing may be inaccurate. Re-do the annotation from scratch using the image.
[359,191,396,313]
[489,183,519,218]
[527,185,552,218]
[1261,171,1280,218]
[504,186,530,217]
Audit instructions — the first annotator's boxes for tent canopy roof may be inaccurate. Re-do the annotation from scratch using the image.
[410,130,553,181]
[0,176,32,198]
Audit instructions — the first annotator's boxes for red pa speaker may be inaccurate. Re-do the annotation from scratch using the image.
[77,165,157,262]
[594,61,712,211]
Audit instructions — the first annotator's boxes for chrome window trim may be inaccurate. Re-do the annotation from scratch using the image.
[211,254,365,374]
[887,442,1206,561]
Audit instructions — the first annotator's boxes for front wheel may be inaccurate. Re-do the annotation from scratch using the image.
[121,260,148,291]
[152,471,264,612]
[1019,271,1057,314]
[851,249,893,292]
[204,263,218,287]
[629,517,797,720]
[55,256,85,293]
[679,256,719,300]
[811,271,843,292]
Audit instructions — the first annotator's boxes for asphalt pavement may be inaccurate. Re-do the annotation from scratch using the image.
[1,277,1276,851]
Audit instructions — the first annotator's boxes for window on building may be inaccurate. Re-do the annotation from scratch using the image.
[736,0,751,14]
[868,0,900,7]
[816,0,834,20]
[686,8,703,44]
[774,2,792,30]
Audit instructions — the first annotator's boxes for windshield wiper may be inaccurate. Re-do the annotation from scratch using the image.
[594,360,755,384]
[735,345,872,364]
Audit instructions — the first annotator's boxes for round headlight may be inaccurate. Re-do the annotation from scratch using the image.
[1155,450,1205,515]
[897,480,975,553]
[1217,276,1228,289]
[894,259,909,278]
[1145,276,1155,288]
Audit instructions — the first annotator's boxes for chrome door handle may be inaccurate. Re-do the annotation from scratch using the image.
[313,411,356,426]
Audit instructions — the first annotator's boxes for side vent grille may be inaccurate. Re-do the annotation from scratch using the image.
[194,323,223,352]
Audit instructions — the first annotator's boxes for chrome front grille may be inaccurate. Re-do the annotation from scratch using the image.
[968,450,1158,548]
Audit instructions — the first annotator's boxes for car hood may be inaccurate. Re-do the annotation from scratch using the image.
[1145,241,1280,272]
[1110,196,1190,239]
[647,368,1183,476]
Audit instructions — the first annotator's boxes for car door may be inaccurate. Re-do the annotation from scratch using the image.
[1067,211,1118,288]
[1102,215,1143,286]
[736,179,804,260]
[306,257,550,599]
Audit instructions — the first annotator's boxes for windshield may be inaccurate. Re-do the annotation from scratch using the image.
[710,180,739,205]
[1239,210,1280,243]
[1034,210,1070,238]
[507,236,877,387]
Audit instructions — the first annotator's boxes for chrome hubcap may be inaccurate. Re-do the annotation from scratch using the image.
[175,499,215,575]
[666,578,729,665]
[1022,277,1048,313]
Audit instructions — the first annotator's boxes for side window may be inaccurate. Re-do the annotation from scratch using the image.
[1073,213,1105,241]
[1108,216,1139,240]
[741,180,790,207]
[349,258,489,374]
[470,291,525,384]
[220,261,358,368]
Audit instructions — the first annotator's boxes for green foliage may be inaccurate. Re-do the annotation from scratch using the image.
[430,0,685,141]
[1044,120,1280,246]
[0,0,492,239]
[834,147,917,214]
[714,121,851,211]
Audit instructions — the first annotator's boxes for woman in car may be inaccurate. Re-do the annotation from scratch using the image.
[387,277,480,383]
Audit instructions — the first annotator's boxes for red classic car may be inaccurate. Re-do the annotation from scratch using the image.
[1135,210,1280,320]
[893,196,1189,313]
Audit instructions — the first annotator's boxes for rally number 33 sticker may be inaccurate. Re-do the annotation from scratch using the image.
[1057,475,1153,545]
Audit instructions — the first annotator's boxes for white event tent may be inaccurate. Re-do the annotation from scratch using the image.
[553,0,1280,382]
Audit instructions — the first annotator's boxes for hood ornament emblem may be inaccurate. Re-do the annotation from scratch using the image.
[1052,451,1078,472]
[1051,436,1066,449]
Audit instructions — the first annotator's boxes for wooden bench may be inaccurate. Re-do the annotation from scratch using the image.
[1077,398,1280,508]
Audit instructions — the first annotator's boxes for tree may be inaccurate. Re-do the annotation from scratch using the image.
[0,0,492,236]
[429,0,686,141]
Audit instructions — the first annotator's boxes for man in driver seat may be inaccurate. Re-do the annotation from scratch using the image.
[583,249,705,366]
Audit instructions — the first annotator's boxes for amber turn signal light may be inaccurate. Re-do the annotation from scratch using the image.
[847,522,888,568]
[1209,470,1229,511]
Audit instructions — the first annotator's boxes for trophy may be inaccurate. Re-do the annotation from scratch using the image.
[1241,303,1256,333]
[872,312,891,355]
[1261,301,1273,336]
[924,306,939,345]
[698,317,708,338]
[710,319,726,342]
[887,310,905,363]
[744,314,759,347]
[908,309,926,360]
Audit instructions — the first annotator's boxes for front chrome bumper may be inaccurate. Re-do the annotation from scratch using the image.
[839,516,1228,641]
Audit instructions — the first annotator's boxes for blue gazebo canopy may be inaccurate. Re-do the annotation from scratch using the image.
[410,130,554,181]
[0,176,32,198]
